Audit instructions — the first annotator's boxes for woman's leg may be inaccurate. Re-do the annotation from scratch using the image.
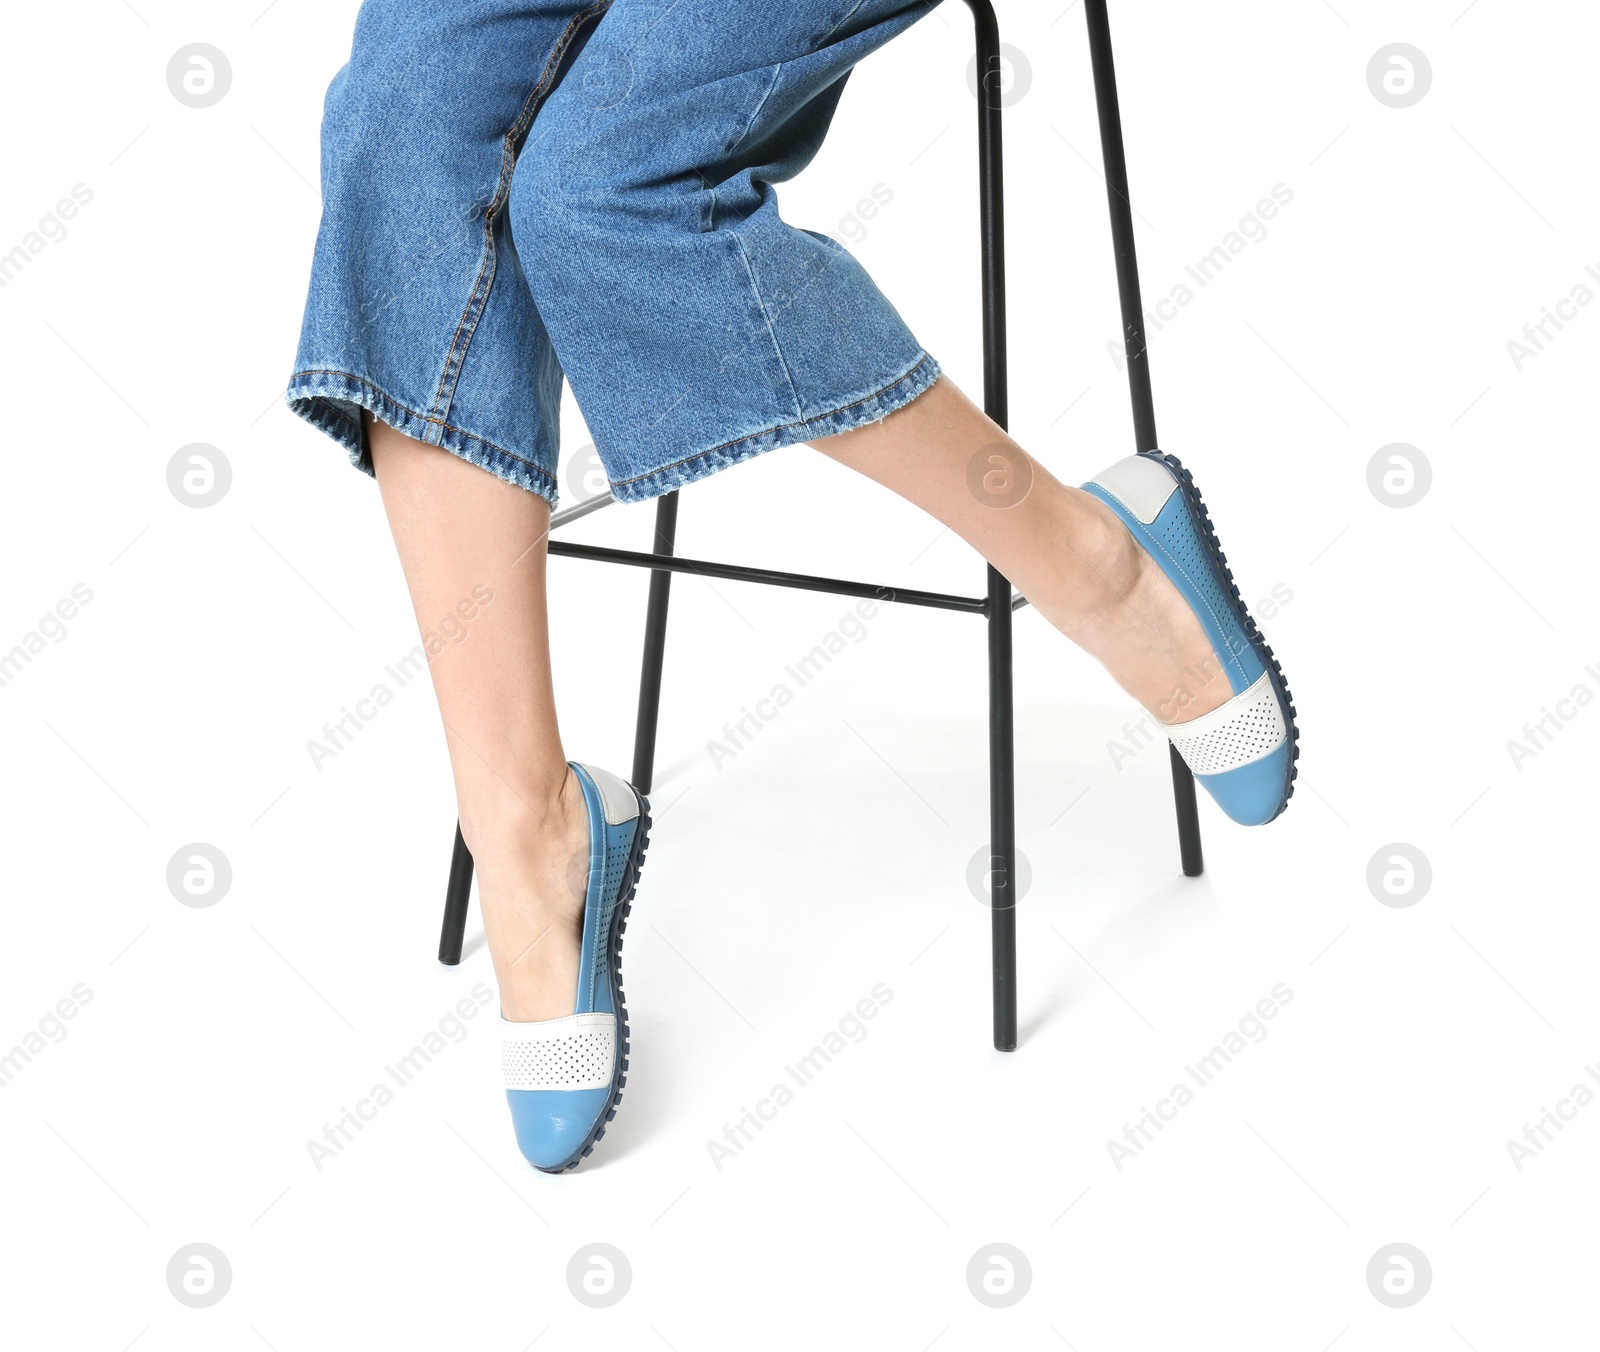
[505,2,1225,729]
[811,376,1232,725]
[368,414,588,1022]
[365,375,1226,1026]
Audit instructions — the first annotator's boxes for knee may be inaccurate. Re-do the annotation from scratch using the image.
[318,21,484,209]
[317,66,414,211]
[507,132,612,282]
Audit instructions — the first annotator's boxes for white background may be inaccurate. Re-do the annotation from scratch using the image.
[2,0,1595,1346]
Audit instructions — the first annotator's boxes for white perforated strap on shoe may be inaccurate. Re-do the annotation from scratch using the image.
[1164,671,1287,776]
[501,1012,616,1092]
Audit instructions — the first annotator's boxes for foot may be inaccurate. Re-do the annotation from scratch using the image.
[465,766,591,1022]
[498,763,649,1172]
[1047,486,1234,725]
[1078,450,1296,825]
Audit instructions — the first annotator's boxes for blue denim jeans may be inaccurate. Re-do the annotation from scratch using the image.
[287,0,944,506]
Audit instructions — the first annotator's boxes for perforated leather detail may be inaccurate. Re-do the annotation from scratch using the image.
[589,824,636,988]
[1168,673,1287,775]
[502,1014,615,1091]
[1152,499,1235,645]
[599,830,631,905]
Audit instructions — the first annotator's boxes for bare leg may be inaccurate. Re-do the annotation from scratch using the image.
[367,374,1221,1020]
[811,376,1229,724]
[368,415,588,1021]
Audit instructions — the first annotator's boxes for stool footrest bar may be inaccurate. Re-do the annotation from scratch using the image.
[548,540,989,612]
[550,493,617,531]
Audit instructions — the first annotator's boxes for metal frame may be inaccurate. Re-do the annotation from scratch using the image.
[1082,0,1205,879]
[436,0,1202,1051]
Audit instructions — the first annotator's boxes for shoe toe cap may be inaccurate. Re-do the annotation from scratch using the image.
[1195,743,1293,826]
[506,1087,611,1171]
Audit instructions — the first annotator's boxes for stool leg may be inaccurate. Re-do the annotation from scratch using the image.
[1168,744,1204,877]
[965,0,1017,1050]
[631,491,680,793]
[438,822,472,965]
[1083,0,1204,877]
[988,566,1018,1051]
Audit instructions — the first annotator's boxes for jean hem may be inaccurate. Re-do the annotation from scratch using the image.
[605,351,943,504]
[284,368,559,507]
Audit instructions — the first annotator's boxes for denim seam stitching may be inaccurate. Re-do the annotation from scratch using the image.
[289,368,556,482]
[427,0,612,424]
[728,230,805,424]
[704,63,780,232]
[608,352,932,489]
[721,64,783,171]
[830,0,874,35]
[700,53,786,231]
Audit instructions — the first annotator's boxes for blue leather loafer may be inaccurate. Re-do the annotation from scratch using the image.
[501,762,650,1172]
[1083,451,1298,825]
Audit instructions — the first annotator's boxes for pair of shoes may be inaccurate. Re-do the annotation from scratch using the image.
[499,762,650,1173]
[1082,451,1299,826]
[493,454,1293,1174]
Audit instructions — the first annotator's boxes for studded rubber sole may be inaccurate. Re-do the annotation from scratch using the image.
[1142,448,1300,822]
[535,789,652,1174]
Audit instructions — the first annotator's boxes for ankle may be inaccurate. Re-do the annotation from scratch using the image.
[1048,488,1146,639]
[460,768,588,906]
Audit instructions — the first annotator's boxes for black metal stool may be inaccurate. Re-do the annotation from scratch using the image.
[436,0,1203,1051]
